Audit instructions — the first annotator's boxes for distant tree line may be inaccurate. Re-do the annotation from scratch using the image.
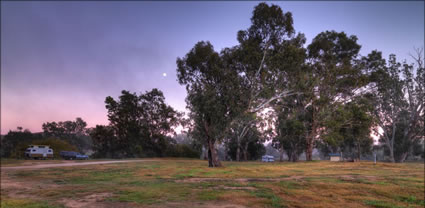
[1,118,88,159]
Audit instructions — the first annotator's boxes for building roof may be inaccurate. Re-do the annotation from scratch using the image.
[328,153,341,156]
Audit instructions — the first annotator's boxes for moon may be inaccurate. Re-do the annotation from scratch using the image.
[162,73,167,77]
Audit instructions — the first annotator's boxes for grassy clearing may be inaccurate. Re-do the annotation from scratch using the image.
[1,159,423,208]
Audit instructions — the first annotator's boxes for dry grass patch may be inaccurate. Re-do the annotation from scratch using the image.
[1,159,424,208]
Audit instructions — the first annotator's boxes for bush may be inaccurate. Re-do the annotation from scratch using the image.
[165,144,200,158]
[1,130,43,157]
[10,137,78,159]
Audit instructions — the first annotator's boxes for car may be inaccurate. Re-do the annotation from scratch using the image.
[261,155,275,162]
[75,154,89,160]
[60,151,89,160]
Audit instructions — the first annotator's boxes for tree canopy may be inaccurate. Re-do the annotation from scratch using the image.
[99,89,182,158]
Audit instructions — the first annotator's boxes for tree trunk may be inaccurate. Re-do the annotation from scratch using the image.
[399,145,412,163]
[388,144,395,163]
[236,137,241,162]
[224,143,228,161]
[357,142,361,161]
[305,134,314,161]
[204,121,221,167]
[305,100,317,161]
[287,150,292,162]
[390,149,395,163]
[279,148,284,162]
[208,138,222,167]
[207,145,213,167]
[305,141,312,161]
[243,142,249,161]
[291,151,298,162]
[390,122,397,163]
[306,120,316,161]
[399,152,408,163]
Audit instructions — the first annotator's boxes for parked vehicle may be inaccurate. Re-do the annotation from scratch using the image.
[75,154,89,160]
[261,155,275,162]
[25,145,54,159]
[329,153,342,162]
[60,151,89,160]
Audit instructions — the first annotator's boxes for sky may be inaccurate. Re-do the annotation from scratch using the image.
[1,1,424,134]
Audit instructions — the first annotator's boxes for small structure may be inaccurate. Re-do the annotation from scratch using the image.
[262,155,275,162]
[329,153,341,161]
[25,145,53,159]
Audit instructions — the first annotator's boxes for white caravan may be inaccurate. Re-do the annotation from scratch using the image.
[25,145,54,159]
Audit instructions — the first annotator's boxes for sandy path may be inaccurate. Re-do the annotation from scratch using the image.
[1,159,156,170]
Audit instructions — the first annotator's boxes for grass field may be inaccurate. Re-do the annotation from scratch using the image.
[1,159,424,208]
[0,158,140,167]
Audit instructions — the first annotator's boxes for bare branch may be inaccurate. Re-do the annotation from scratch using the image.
[249,90,300,113]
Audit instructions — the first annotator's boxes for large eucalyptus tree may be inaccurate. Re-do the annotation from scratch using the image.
[303,31,370,160]
[177,3,305,166]
[370,49,424,162]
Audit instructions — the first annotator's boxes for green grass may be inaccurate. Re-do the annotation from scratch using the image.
[1,198,62,208]
[197,190,221,201]
[251,188,286,208]
[1,159,424,208]
[364,200,402,208]
[112,190,161,204]
[397,195,425,206]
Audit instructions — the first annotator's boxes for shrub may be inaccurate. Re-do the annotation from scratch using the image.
[10,137,78,159]
[165,144,200,158]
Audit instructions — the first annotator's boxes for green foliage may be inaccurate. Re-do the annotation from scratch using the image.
[1,128,43,157]
[89,125,117,158]
[302,30,371,160]
[91,89,182,158]
[370,50,424,162]
[177,2,303,166]
[321,97,374,159]
[10,137,78,159]
[381,116,424,162]
[225,113,265,161]
[177,41,241,166]
[272,91,310,162]
[274,117,307,162]
[1,119,91,159]
[42,117,92,153]
[165,143,200,158]
[308,31,360,66]
[226,136,265,161]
